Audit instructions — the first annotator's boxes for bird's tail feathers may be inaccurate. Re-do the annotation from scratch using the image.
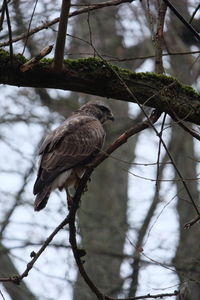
[34,188,51,211]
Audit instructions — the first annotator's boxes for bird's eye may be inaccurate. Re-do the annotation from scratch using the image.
[100,105,109,113]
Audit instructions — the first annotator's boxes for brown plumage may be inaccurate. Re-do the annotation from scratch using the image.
[33,101,114,211]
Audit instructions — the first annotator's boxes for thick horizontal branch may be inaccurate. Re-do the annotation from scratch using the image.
[0,51,200,125]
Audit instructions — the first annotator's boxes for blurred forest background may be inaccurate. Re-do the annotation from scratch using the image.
[0,0,200,299]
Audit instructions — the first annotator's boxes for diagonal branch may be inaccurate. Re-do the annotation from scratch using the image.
[163,0,200,41]
[0,107,179,299]
[0,110,161,295]
[67,109,162,299]
[92,109,162,168]
[0,215,70,284]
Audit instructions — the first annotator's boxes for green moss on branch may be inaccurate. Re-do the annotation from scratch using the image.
[0,50,200,124]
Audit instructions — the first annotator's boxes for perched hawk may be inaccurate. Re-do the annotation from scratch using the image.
[33,101,114,211]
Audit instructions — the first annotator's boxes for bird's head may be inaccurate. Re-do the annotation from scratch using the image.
[79,101,114,124]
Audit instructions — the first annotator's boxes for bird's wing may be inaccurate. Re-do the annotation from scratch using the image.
[33,115,105,194]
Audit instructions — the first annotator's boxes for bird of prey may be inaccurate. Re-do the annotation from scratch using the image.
[33,101,114,211]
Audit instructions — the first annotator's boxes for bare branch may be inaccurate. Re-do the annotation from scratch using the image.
[184,215,200,229]
[91,109,162,168]
[20,45,54,72]
[0,215,70,284]
[105,290,179,300]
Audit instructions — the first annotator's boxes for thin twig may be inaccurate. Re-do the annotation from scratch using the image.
[105,290,179,300]
[106,50,200,62]
[0,290,6,300]
[123,168,200,183]
[0,215,70,284]
[22,0,38,55]
[189,3,200,24]
[18,216,69,282]
[4,0,13,65]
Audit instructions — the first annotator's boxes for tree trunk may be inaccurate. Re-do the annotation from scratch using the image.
[71,5,136,299]
[168,1,200,298]
[172,126,200,300]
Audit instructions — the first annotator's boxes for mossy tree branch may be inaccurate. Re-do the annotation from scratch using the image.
[0,50,200,125]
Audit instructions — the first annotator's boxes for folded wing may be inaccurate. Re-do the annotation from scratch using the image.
[33,115,105,195]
